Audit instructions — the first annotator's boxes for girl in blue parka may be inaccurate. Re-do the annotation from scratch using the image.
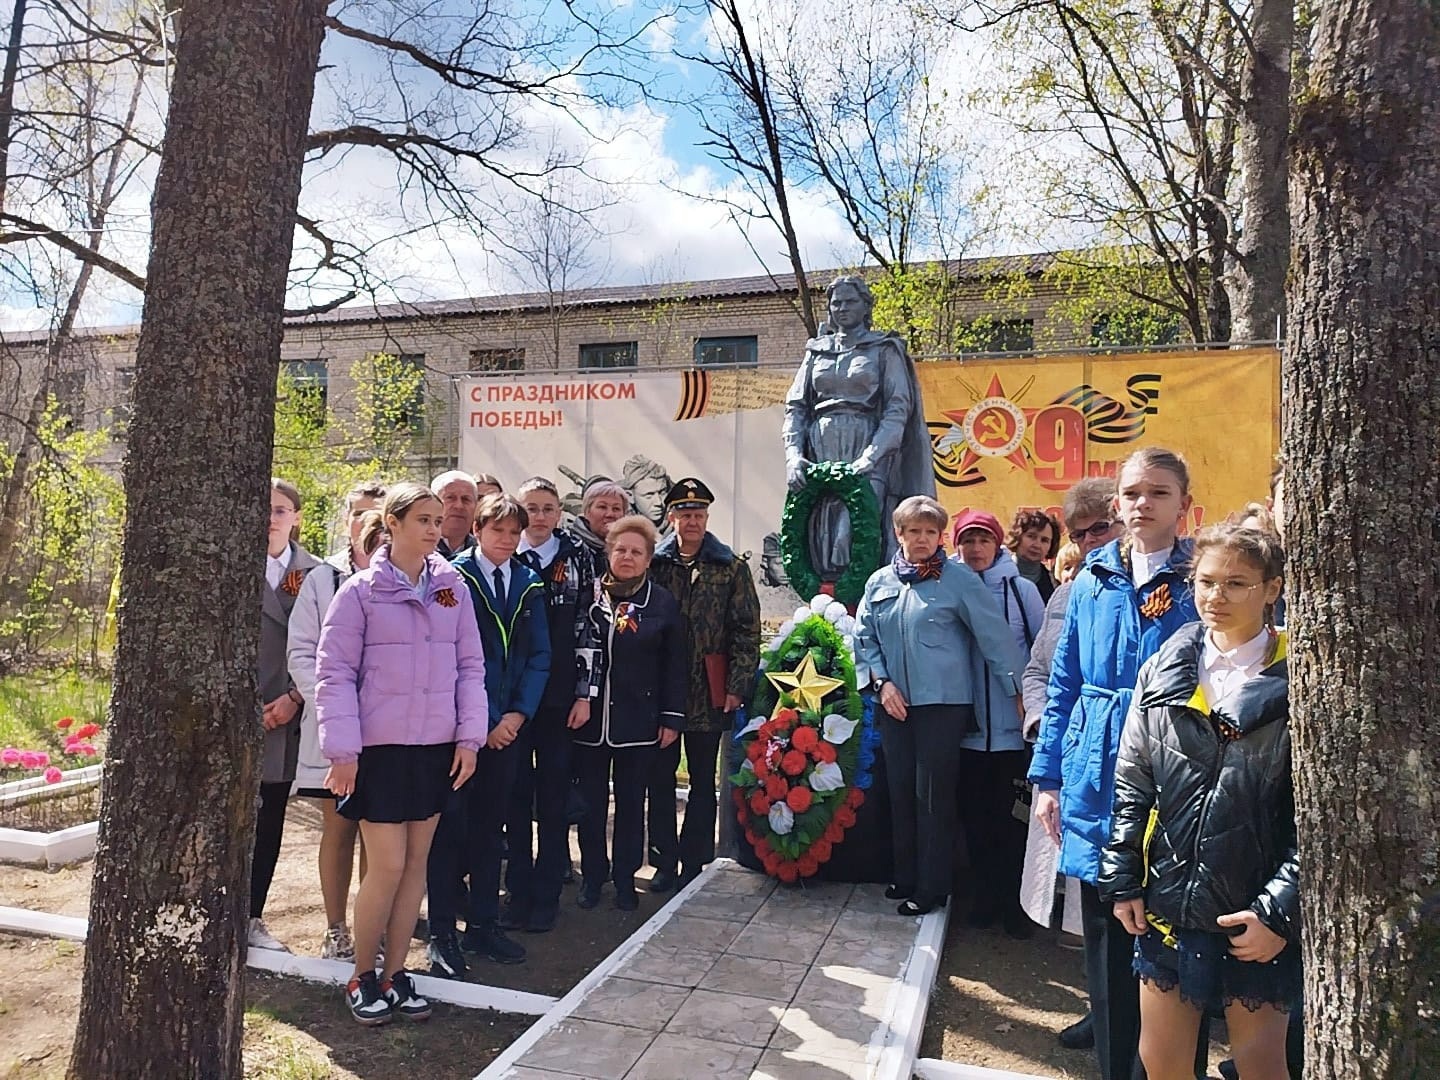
[1027,447,1198,1080]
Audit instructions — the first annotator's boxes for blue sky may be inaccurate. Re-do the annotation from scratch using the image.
[0,0,1031,332]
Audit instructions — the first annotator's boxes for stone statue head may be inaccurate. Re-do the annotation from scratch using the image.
[826,275,875,330]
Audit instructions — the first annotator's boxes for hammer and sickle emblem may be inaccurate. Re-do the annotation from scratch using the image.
[978,412,1010,444]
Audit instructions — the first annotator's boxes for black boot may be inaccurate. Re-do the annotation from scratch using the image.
[1057,1012,1094,1050]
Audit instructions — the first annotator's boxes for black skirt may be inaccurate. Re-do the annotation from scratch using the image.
[338,742,455,824]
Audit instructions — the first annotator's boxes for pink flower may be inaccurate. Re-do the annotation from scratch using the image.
[43,766,62,784]
[19,751,41,769]
[32,752,49,768]
[78,743,97,756]
[1,747,19,765]
[64,741,82,755]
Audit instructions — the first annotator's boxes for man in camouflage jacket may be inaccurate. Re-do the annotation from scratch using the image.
[646,477,761,891]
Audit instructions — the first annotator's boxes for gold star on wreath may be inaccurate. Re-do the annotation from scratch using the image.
[766,653,845,714]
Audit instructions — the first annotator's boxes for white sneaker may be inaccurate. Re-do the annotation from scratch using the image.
[322,922,355,961]
[248,917,291,952]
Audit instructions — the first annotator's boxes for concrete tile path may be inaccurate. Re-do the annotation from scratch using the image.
[484,862,938,1079]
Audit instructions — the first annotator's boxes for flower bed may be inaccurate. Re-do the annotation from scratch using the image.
[0,763,102,866]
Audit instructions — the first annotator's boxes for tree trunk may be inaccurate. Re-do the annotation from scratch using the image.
[1230,0,1293,341]
[68,4,327,1076]
[1284,0,1440,1074]
[0,0,28,216]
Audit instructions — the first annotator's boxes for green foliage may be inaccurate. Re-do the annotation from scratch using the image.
[0,400,125,666]
[0,668,110,756]
[779,461,881,606]
[272,354,427,555]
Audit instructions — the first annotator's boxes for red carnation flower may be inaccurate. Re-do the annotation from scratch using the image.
[824,822,845,843]
[774,707,799,724]
[75,723,100,740]
[754,838,773,858]
[762,853,782,875]
[56,717,74,730]
[786,785,813,813]
[791,726,819,753]
[776,861,800,883]
[835,806,857,829]
[797,853,821,877]
[813,742,838,764]
[746,740,764,761]
[780,750,808,776]
[846,788,866,809]
[753,757,770,779]
[749,791,773,816]
[812,838,833,863]
[764,775,789,801]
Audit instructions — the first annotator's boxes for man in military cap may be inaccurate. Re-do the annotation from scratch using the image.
[646,477,761,891]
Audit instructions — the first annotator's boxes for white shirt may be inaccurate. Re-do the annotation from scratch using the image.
[476,551,511,598]
[389,558,430,602]
[265,546,292,591]
[1200,628,1274,712]
[518,533,559,569]
[1131,545,1173,588]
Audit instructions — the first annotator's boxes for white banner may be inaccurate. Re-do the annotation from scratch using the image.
[459,367,801,616]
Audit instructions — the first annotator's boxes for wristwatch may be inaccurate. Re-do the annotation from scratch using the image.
[872,678,888,694]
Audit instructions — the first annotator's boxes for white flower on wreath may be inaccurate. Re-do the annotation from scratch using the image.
[810,761,845,792]
[822,714,857,745]
[736,714,764,739]
[794,605,814,624]
[768,801,795,835]
[809,595,831,614]
[738,758,756,778]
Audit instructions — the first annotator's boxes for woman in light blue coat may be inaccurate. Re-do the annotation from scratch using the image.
[855,496,1024,917]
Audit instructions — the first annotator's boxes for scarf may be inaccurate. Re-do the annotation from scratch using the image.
[893,547,945,583]
[602,572,646,600]
[570,516,607,554]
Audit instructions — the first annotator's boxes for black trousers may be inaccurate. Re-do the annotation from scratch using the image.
[250,781,291,919]
[879,704,969,905]
[575,742,650,889]
[503,705,574,914]
[647,729,723,876]
[426,741,519,933]
[955,748,1028,923]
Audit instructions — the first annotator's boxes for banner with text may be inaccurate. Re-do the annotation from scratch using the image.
[460,347,1278,614]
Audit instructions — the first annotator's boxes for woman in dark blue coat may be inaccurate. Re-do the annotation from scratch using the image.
[571,514,687,912]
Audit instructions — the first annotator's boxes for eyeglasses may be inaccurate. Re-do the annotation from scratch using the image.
[1194,579,1266,601]
[1069,520,1116,543]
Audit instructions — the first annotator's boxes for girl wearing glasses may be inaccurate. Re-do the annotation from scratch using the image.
[1099,524,1295,1080]
[1028,449,1199,1080]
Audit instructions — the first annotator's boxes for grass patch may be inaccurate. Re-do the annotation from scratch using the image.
[0,669,109,756]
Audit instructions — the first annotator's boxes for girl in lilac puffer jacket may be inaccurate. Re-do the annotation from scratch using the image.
[316,482,488,1027]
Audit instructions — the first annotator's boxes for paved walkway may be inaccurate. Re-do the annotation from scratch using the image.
[481,860,944,1080]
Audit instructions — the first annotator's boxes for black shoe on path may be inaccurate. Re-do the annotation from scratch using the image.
[426,932,467,980]
[649,869,677,894]
[1057,1012,1095,1050]
[526,906,559,933]
[577,883,603,909]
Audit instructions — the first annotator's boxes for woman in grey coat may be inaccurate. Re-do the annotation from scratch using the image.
[251,478,322,952]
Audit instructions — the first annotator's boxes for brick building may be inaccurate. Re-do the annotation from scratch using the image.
[2,252,1126,474]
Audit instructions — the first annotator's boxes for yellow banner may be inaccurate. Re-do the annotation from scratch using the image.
[917,347,1280,534]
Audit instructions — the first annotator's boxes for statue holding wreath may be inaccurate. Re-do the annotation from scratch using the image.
[780,275,936,603]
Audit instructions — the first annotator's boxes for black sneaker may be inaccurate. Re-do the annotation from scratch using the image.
[577,883,603,909]
[346,971,392,1026]
[526,905,559,933]
[426,932,468,980]
[648,869,677,894]
[382,970,432,1022]
[462,921,527,965]
[614,887,639,912]
[1058,1012,1094,1050]
[497,901,529,931]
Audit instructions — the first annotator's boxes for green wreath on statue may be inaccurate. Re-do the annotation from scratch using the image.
[780,461,882,607]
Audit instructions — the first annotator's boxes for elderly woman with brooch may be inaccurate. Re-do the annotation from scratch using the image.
[570,514,688,912]
[854,495,1025,917]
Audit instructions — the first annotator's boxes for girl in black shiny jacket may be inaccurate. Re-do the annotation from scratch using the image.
[1100,524,1296,1080]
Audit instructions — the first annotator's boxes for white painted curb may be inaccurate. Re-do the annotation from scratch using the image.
[475,857,730,1079]
[913,1059,1059,1080]
[0,905,556,1015]
[0,821,99,868]
[874,901,950,1080]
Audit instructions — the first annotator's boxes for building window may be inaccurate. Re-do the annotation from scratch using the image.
[365,351,426,435]
[694,336,758,367]
[52,368,86,431]
[1090,312,1182,348]
[579,342,638,370]
[112,367,135,433]
[282,359,328,426]
[469,347,525,372]
[974,318,1035,353]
